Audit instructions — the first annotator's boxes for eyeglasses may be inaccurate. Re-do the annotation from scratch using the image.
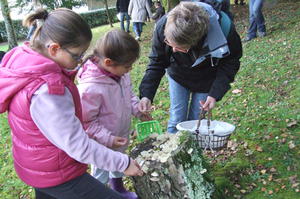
[46,44,85,63]
[164,38,190,53]
[62,48,85,63]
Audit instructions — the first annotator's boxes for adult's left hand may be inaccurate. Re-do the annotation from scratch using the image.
[200,96,216,111]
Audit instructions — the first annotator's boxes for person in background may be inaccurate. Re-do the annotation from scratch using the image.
[244,0,266,42]
[116,0,131,33]
[0,8,143,199]
[152,1,165,23]
[138,2,242,134]
[25,20,37,40]
[128,0,152,41]
[77,29,151,199]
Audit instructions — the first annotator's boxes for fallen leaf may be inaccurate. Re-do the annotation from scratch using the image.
[270,167,277,172]
[256,146,263,152]
[232,89,242,94]
[261,187,266,192]
[268,175,273,181]
[288,141,296,149]
[287,120,297,128]
[268,190,273,194]
[240,189,246,193]
[261,169,267,174]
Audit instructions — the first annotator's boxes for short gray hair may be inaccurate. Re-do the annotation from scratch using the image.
[164,2,209,47]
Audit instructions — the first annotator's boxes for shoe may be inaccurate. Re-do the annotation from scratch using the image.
[257,32,266,37]
[109,178,139,199]
[242,36,255,42]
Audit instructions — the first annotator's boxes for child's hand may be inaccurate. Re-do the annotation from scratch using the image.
[140,113,153,122]
[124,158,143,176]
[112,136,128,148]
[138,97,152,114]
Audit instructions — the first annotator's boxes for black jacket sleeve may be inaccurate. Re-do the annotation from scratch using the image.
[208,25,242,101]
[139,17,170,102]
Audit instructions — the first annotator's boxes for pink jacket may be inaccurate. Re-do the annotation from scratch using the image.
[77,60,142,152]
[0,44,87,187]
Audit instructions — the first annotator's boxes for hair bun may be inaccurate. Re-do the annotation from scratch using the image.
[35,8,49,20]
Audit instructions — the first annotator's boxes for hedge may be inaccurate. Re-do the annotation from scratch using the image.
[0,7,118,43]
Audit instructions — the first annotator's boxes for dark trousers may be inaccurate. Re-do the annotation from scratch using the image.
[34,173,125,199]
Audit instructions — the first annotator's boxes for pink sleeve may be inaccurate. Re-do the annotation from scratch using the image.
[128,76,143,119]
[80,86,115,148]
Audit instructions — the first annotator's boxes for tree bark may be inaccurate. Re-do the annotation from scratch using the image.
[130,132,218,199]
[161,0,180,12]
[103,0,113,27]
[0,0,18,50]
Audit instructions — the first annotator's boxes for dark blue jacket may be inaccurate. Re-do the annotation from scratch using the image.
[139,6,242,102]
[116,0,130,12]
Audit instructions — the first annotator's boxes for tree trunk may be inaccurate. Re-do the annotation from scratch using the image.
[104,0,113,27]
[0,0,17,50]
[162,0,180,12]
[130,132,219,199]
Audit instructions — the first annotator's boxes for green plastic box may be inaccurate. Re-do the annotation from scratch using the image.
[135,120,163,141]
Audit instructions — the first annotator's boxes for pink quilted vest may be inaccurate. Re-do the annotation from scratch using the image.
[1,45,87,188]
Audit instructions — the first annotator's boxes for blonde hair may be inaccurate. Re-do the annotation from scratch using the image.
[164,2,209,47]
[93,29,140,66]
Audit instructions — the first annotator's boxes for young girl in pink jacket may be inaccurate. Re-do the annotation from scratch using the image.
[77,29,152,199]
[0,9,142,199]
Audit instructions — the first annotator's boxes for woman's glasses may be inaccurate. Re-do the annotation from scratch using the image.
[164,38,190,53]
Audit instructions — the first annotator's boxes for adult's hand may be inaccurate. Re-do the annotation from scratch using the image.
[138,97,152,113]
[200,96,216,111]
[124,158,144,176]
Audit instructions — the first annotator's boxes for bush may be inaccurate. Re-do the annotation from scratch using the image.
[0,7,118,42]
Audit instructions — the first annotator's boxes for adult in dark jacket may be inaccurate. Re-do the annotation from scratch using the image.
[139,2,242,133]
[116,0,131,32]
[152,1,165,23]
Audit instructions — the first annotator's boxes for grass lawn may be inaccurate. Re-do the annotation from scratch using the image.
[0,1,299,198]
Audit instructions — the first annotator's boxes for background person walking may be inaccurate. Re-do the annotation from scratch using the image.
[128,0,152,41]
[244,0,266,42]
[116,0,131,33]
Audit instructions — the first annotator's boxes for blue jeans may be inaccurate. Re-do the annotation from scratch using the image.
[167,75,208,133]
[248,0,266,38]
[133,22,143,37]
[34,173,125,199]
[120,12,130,32]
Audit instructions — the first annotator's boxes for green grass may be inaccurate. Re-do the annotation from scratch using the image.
[1,2,300,198]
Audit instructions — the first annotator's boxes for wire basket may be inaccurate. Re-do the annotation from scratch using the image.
[176,110,235,150]
[194,130,232,150]
[136,120,163,141]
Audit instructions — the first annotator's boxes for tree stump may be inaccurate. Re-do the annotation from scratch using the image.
[130,131,217,199]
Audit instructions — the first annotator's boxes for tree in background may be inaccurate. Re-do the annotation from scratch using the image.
[15,0,85,10]
[161,0,180,12]
[94,0,114,27]
[0,0,18,50]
